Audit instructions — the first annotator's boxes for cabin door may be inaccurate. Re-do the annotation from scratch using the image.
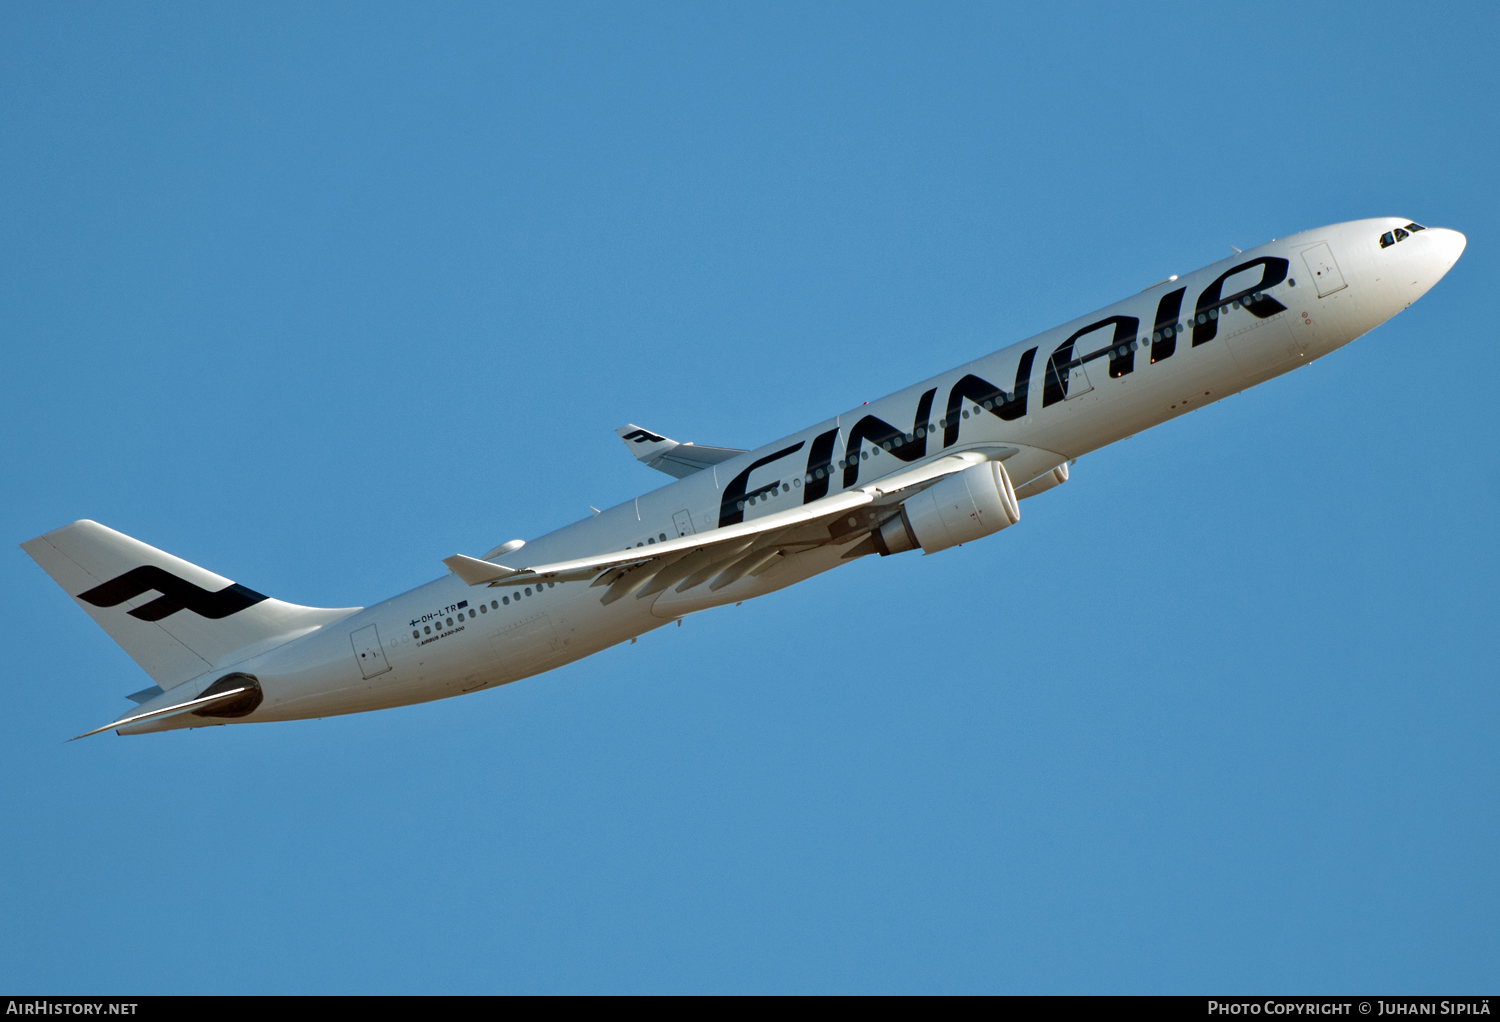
[1302,243,1347,297]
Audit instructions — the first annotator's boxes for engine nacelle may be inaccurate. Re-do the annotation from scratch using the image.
[1013,461,1068,500]
[872,460,1020,556]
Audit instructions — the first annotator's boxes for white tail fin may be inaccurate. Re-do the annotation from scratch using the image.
[21,520,357,690]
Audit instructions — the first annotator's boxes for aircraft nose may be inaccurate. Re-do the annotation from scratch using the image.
[1422,226,1470,280]
[1427,227,1467,274]
[1398,226,1466,297]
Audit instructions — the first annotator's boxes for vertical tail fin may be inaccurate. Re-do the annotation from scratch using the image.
[22,520,357,689]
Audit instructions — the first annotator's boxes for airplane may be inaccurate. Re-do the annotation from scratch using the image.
[23,217,1465,739]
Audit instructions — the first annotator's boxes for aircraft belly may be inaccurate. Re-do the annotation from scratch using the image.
[490,612,564,682]
[1221,309,1299,380]
[1028,334,1252,460]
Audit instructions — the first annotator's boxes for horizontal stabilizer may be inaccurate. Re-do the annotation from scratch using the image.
[616,424,745,479]
[69,683,253,741]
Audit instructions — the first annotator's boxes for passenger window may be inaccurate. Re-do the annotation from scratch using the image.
[1394,228,1410,243]
[1380,232,1396,248]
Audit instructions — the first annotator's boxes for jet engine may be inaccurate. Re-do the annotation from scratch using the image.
[1013,461,1069,500]
[871,460,1020,556]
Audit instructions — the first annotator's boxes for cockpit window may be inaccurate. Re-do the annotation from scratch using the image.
[1394,227,1410,243]
[1405,222,1426,232]
[1380,231,1396,248]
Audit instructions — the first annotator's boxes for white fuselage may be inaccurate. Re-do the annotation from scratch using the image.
[129,217,1465,733]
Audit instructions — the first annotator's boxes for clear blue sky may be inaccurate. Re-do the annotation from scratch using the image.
[2,1,1494,994]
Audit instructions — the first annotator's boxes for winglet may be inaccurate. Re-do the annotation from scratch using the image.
[616,424,681,464]
[443,554,520,585]
[615,424,746,479]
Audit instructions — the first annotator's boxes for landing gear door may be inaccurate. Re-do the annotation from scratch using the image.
[1302,243,1347,297]
[351,623,391,679]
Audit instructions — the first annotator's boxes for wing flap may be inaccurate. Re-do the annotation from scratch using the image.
[497,489,874,584]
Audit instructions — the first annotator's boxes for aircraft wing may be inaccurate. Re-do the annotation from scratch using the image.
[445,450,1000,602]
[616,424,746,479]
